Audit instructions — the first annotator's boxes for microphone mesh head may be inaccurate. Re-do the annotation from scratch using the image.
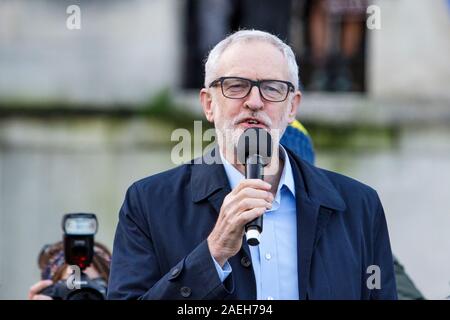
[237,128,272,165]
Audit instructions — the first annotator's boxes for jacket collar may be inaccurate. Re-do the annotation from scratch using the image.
[284,146,346,212]
[191,145,231,204]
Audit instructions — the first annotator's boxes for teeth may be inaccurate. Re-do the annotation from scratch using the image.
[247,120,259,124]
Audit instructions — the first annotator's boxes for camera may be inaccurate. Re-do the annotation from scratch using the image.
[40,213,108,300]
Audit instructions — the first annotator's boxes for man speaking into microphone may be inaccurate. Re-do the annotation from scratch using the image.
[108,30,397,300]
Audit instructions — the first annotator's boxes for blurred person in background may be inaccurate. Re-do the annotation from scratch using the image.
[184,0,292,89]
[307,0,367,91]
[280,119,315,165]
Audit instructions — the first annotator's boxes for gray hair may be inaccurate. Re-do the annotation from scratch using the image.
[204,29,300,90]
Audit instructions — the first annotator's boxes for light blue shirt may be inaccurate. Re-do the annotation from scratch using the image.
[211,146,299,300]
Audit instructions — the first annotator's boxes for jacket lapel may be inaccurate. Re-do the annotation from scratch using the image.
[191,145,230,206]
[285,147,346,300]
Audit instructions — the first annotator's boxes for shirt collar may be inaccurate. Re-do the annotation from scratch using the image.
[220,145,296,208]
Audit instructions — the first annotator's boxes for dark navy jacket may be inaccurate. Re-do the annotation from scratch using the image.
[107,146,397,300]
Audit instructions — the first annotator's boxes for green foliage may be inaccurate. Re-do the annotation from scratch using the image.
[305,122,399,151]
[139,89,210,129]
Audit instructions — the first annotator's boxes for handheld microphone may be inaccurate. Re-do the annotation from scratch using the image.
[237,128,272,246]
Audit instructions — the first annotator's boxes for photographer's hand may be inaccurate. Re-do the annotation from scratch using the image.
[28,280,54,300]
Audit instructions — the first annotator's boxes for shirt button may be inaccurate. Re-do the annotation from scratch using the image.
[171,268,180,277]
[265,253,272,260]
[240,256,252,268]
[267,296,274,300]
[180,286,191,298]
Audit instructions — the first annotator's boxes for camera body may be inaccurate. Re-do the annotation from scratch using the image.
[40,273,107,300]
[40,213,107,300]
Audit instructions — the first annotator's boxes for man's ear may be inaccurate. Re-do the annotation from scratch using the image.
[287,90,301,123]
[200,88,214,123]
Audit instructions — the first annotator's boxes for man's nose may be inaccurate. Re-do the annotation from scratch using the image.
[244,86,264,110]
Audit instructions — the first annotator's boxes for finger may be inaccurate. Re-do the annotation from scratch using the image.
[222,197,269,222]
[232,179,271,195]
[235,187,274,202]
[235,198,272,213]
[29,280,53,297]
[236,207,266,225]
[218,193,235,221]
[31,294,53,300]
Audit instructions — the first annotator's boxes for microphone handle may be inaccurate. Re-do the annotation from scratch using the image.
[245,154,264,246]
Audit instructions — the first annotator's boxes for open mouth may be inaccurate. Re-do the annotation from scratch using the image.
[238,118,267,129]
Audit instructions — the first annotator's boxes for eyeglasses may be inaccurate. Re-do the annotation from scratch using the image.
[209,76,295,102]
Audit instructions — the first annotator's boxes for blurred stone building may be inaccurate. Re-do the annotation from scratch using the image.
[0,0,449,299]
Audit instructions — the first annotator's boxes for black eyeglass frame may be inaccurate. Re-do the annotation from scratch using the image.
[208,76,295,102]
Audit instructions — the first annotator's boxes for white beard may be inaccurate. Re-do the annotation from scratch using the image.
[214,108,290,166]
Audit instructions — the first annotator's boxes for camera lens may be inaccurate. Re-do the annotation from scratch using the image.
[66,288,105,300]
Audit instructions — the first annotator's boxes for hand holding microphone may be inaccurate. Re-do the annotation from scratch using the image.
[207,179,273,266]
[207,128,273,266]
